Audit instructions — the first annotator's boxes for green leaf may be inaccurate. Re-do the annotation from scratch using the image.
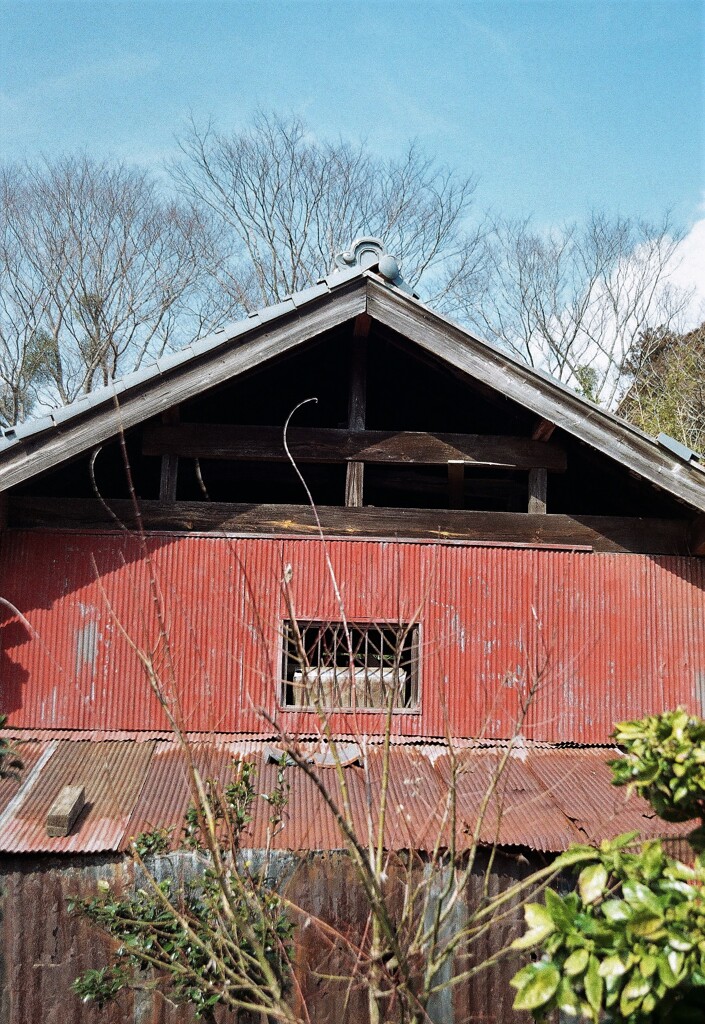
[512,962,561,1011]
[622,880,664,915]
[613,720,648,738]
[579,863,608,905]
[584,955,604,1014]
[639,954,658,978]
[621,974,651,1005]
[510,926,554,951]
[601,899,631,923]
[563,948,590,976]
[629,914,667,938]
[668,932,693,952]
[668,946,684,978]
[554,845,600,868]
[509,963,537,991]
[545,888,575,930]
[602,830,640,851]
[599,955,629,980]
[556,976,580,1015]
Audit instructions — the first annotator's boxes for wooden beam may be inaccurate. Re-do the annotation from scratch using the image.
[159,408,179,504]
[528,467,547,514]
[690,515,705,556]
[345,321,368,507]
[532,418,556,442]
[448,461,465,509]
[9,496,692,555]
[353,312,372,339]
[143,424,568,471]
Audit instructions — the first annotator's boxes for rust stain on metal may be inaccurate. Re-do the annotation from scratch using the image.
[0,739,154,853]
[0,737,693,858]
[74,622,98,676]
[1,532,703,743]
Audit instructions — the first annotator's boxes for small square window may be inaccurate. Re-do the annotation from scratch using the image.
[281,620,419,711]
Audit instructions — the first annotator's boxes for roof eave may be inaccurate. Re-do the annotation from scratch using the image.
[0,276,368,493]
[365,278,705,514]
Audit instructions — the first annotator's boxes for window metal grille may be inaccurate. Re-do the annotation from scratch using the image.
[281,620,420,710]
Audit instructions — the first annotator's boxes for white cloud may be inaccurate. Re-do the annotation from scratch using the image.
[669,217,705,330]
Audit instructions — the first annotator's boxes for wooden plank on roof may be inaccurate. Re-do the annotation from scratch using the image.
[0,280,368,493]
[8,496,691,555]
[142,424,568,471]
[365,280,705,513]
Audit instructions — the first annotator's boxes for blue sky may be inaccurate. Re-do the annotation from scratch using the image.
[1,1,703,230]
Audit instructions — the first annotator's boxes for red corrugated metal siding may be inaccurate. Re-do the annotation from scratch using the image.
[523,749,687,845]
[125,743,691,856]
[1,531,703,741]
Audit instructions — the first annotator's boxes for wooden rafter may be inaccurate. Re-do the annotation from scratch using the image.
[159,407,179,504]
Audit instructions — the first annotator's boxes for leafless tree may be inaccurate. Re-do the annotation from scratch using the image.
[0,157,232,423]
[169,111,487,309]
[451,213,692,408]
[618,323,705,453]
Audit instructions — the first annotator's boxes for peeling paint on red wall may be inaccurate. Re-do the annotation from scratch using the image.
[1,531,703,742]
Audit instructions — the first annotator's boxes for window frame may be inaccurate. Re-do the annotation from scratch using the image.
[279,618,421,714]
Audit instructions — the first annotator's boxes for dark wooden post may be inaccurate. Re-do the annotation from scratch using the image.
[159,407,180,504]
[448,460,465,509]
[528,467,548,514]
[529,419,553,513]
[345,314,371,507]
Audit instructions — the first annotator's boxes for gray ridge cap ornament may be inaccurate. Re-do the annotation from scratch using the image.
[333,237,418,296]
[334,236,386,271]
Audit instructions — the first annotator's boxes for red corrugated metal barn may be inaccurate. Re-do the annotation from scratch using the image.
[0,243,703,1022]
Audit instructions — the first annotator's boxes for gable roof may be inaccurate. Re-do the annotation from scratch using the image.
[1,261,704,512]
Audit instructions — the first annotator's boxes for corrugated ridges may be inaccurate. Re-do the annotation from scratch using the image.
[0,740,44,817]
[0,737,692,855]
[0,739,154,853]
[2,533,703,740]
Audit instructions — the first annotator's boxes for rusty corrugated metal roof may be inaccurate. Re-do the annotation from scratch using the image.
[0,735,690,856]
[0,739,154,853]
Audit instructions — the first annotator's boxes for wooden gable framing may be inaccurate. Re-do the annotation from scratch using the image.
[0,269,704,554]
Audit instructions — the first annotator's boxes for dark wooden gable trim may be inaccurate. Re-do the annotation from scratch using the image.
[365,279,705,514]
[0,280,367,493]
[0,274,703,516]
